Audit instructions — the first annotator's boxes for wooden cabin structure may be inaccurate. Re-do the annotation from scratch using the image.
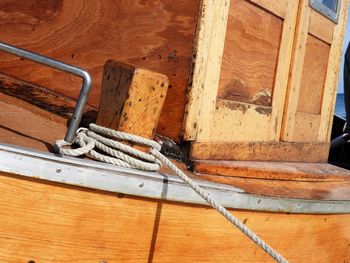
[0,0,350,262]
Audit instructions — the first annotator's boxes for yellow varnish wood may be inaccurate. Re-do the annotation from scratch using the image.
[184,0,299,143]
[320,0,350,141]
[191,141,329,162]
[97,60,168,139]
[249,0,288,18]
[0,172,349,262]
[309,9,334,44]
[282,0,349,143]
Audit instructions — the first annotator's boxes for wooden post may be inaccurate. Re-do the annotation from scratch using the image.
[97,60,168,139]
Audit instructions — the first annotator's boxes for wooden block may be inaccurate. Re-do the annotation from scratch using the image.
[97,60,168,139]
[190,141,330,162]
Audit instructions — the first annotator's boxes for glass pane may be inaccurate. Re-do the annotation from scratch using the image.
[321,0,338,12]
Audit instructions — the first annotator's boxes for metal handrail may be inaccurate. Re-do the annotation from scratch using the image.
[0,42,92,143]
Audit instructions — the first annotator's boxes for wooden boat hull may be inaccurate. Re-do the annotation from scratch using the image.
[0,173,349,262]
[0,145,349,262]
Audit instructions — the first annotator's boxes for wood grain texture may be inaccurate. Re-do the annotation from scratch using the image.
[194,160,350,181]
[308,9,335,44]
[0,73,97,121]
[194,0,231,142]
[0,93,67,152]
[267,0,300,140]
[293,112,321,142]
[0,172,349,262]
[210,99,271,142]
[96,60,168,139]
[281,0,312,141]
[0,0,200,141]
[217,0,283,107]
[249,0,288,18]
[297,34,330,115]
[282,0,349,143]
[199,172,350,200]
[319,0,350,141]
[184,0,299,144]
[191,141,330,162]
[183,0,229,140]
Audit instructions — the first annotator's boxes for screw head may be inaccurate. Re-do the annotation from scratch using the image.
[56,168,62,173]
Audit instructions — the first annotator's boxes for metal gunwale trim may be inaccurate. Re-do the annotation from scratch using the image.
[0,143,350,214]
[0,42,92,143]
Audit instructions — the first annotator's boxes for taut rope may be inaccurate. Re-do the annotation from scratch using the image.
[55,123,288,263]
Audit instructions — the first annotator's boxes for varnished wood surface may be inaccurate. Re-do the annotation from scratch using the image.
[0,172,349,262]
[194,160,350,181]
[97,60,168,139]
[282,0,349,143]
[184,0,299,146]
[217,0,282,107]
[0,93,67,152]
[297,34,330,115]
[0,0,200,141]
[0,73,97,121]
[191,141,330,162]
[199,172,350,201]
[308,9,334,44]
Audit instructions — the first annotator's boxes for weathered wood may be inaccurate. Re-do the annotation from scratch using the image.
[249,0,288,18]
[217,0,282,107]
[200,172,350,200]
[191,141,330,162]
[292,112,322,142]
[320,0,350,141]
[0,93,67,152]
[184,0,299,144]
[308,9,334,44]
[297,34,330,115]
[0,172,350,262]
[281,0,312,141]
[0,0,200,142]
[0,73,97,120]
[190,0,231,142]
[194,160,350,181]
[183,0,224,140]
[282,0,349,143]
[96,60,168,139]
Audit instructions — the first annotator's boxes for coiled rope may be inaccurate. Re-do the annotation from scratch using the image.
[54,123,288,263]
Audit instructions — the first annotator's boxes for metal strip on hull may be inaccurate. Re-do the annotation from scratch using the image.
[0,143,350,214]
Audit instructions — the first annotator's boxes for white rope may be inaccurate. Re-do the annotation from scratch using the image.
[55,123,288,263]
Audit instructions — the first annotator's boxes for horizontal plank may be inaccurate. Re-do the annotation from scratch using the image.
[308,9,335,44]
[249,0,287,18]
[0,171,350,262]
[191,141,330,162]
[194,160,350,181]
[200,172,350,201]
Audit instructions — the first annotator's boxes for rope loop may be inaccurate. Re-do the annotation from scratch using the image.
[54,123,288,263]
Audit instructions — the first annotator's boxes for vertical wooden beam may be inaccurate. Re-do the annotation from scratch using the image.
[319,0,350,141]
[183,0,231,141]
[97,60,168,139]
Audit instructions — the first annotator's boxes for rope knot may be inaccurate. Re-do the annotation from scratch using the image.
[54,123,162,171]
